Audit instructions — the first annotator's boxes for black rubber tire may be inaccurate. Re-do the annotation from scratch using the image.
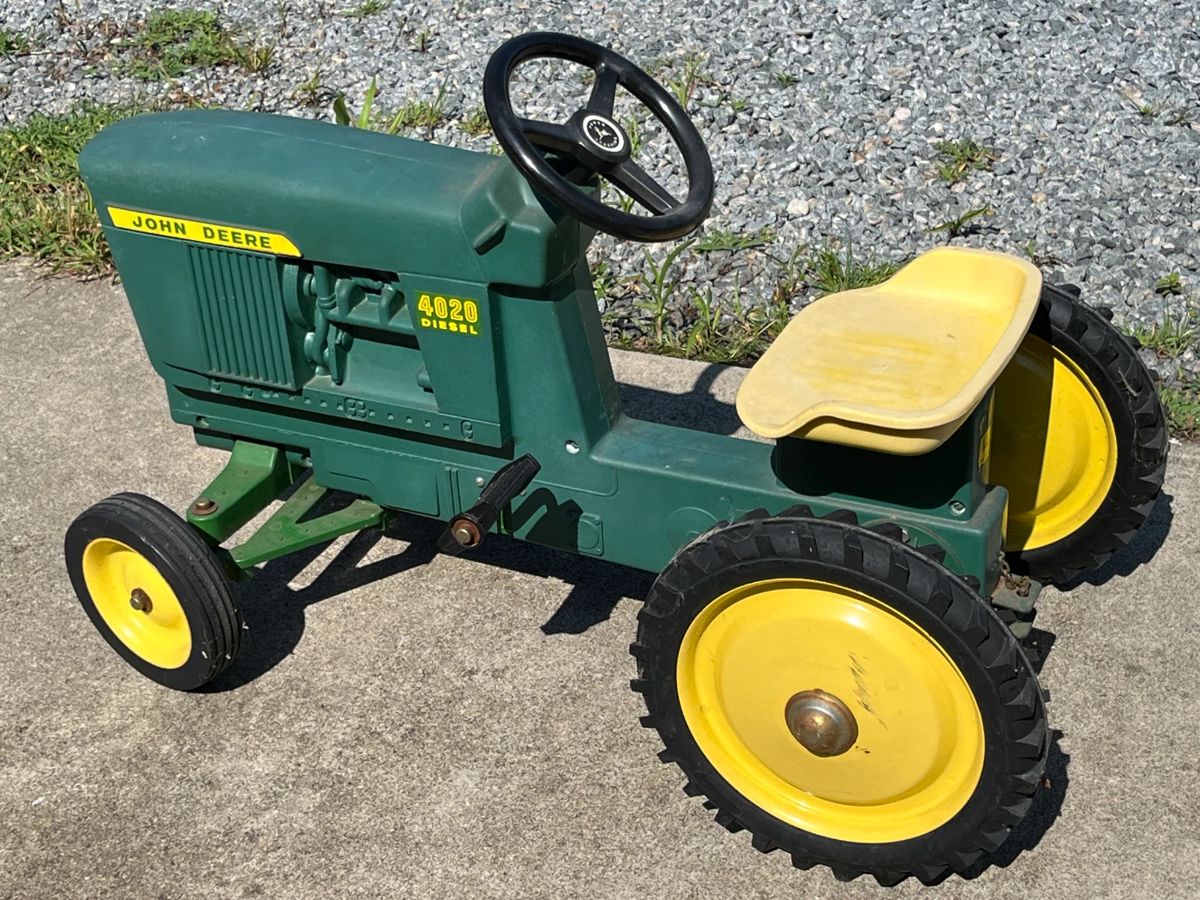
[631,509,1048,886]
[994,283,1168,584]
[65,492,241,691]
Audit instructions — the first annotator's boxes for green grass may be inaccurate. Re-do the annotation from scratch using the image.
[928,205,994,239]
[1124,92,1160,119]
[458,106,491,138]
[635,239,696,344]
[1160,383,1200,438]
[0,104,144,275]
[118,9,273,80]
[1122,309,1200,437]
[1021,239,1065,268]
[291,69,330,107]
[1127,309,1199,359]
[612,242,905,366]
[623,116,643,158]
[1155,271,1183,296]
[665,51,711,109]
[773,71,800,87]
[340,0,392,16]
[694,226,773,253]
[933,138,998,184]
[792,244,902,297]
[412,27,434,52]
[0,28,31,55]
[333,78,448,135]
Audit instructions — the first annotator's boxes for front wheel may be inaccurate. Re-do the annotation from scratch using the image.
[632,510,1048,885]
[65,493,242,691]
[990,283,1168,584]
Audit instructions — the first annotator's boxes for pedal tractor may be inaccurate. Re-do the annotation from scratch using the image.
[67,32,1167,885]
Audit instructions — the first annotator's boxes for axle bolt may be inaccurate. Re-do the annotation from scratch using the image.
[785,690,858,757]
[191,497,218,516]
[129,588,153,614]
[452,520,482,547]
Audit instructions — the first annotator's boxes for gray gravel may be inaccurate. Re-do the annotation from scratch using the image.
[2,0,1198,377]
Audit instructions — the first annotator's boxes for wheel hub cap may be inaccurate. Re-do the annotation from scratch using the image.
[785,690,858,757]
[676,578,985,843]
[81,538,191,669]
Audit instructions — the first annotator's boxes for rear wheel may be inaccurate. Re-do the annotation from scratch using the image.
[632,510,1047,885]
[990,283,1168,584]
[65,493,241,691]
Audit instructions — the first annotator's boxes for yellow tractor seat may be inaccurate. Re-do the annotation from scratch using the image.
[736,247,1043,455]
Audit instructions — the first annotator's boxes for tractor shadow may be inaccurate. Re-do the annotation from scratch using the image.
[617,363,745,436]
[963,730,1070,881]
[205,502,652,692]
[1058,491,1174,590]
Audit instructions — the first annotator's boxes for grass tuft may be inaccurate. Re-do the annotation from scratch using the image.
[1160,383,1200,438]
[928,205,994,239]
[340,0,392,16]
[458,105,491,138]
[412,27,434,53]
[119,9,273,80]
[0,104,145,276]
[1154,271,1183,296]
[694,227,773,253]
[933,138,998,184]
[0,28,31,55]
[333,78,448,135]
[1127,309,1198,359]
[665,51,711,109]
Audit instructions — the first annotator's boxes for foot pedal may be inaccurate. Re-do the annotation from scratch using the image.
[438,454,541,555]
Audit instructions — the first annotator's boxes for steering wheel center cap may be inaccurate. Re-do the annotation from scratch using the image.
[581,114,627,154]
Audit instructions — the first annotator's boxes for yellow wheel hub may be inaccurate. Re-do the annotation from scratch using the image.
[677,578,984,844]
[81,538,191,669]
[991,335,1118,551]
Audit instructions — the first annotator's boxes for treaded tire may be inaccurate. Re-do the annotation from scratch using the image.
[631,509,1048,885]
[994,283,1168,584]
[65,492,241,691]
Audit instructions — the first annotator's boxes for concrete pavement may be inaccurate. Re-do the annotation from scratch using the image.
[1,262,1197,899]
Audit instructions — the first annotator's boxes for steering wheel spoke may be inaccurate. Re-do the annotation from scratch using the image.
[519,118,579,154]
[605,161,679,215]
[586,67,619,116]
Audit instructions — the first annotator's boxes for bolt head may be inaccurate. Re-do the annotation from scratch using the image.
[192,497,217,515]
[129,588,152,613]
[451,520,481,547]
[785,690,858,757]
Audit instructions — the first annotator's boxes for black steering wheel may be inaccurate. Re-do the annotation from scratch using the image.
[483,32,715,242]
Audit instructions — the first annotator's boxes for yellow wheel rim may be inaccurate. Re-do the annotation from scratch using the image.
[81,538,192,669]
[991,335,1118,551]
[677,578,984,844]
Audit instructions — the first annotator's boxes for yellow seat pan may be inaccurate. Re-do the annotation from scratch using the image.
[736,247,1043,454]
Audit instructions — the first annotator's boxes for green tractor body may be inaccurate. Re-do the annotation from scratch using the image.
[80,110,1003,586]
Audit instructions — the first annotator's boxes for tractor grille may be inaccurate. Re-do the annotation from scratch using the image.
[189,246,298,390]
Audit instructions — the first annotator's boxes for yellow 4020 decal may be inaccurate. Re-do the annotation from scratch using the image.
[107,206,301,257]
[416,293,481,336]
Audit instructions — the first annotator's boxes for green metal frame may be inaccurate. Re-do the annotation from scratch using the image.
[81,109,1011,595]
[187,442,384,570]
